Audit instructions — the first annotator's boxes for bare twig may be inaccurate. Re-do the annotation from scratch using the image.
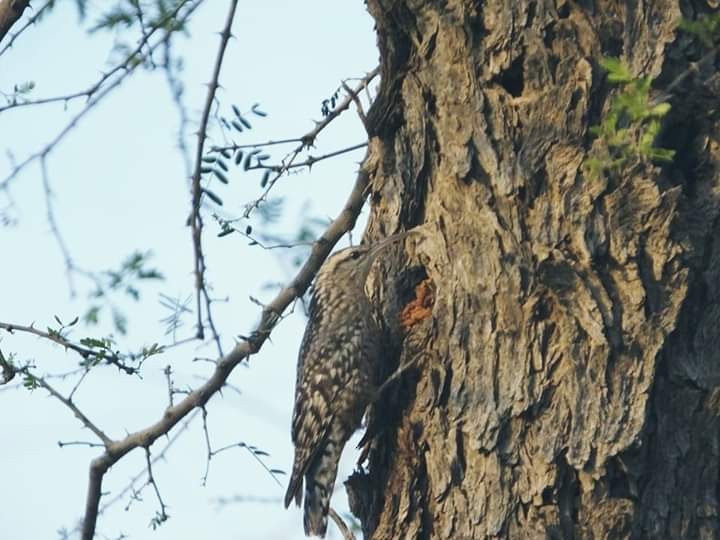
[98,409,199,514]
[0,0,196,114]
[0,365,87,392]
[41,156,78,295]
[145,447,169,527]
[212,137,303,153]
[78,139,379,539]
[0,0,51,56]
[188,0,238,356]
[163,365,175,407]
[239,67,379,218]
[341,80,369,132]
[246,142,367,173]
[200,406,212,485]
[58,440,105,449]
[0,321,138,375]
[210,441,283,487]
[68,367,91,400]
[0,0,204,191]
[22,368,112,446]
[0,0,30,45]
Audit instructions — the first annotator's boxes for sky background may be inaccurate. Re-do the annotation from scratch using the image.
[1,2,378,539]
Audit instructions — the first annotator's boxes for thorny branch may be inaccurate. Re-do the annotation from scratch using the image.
[77,138,379,539]
[188,0,238,356]
[64,408,200,538]
[0,321,138,375]
[0,365,87,392]
[209,67,379,219]
[3,8,383,540]
[0,0,204,191]
[19,366,112,445]
[0,0,197,115]
[245,142,368,173]
[0,0,51,56]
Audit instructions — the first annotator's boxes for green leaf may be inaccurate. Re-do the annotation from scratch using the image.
[650,102,671,117]
[202,188,223,206]
[599,57,633,83]
[112,309,128,335]
[84,306,101,325]
[80,337,112,349]
[213,169,229,184]
[23,374,38,390]
[251,103,267,117]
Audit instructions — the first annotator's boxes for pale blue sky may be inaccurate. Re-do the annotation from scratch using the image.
[1,2,377,539]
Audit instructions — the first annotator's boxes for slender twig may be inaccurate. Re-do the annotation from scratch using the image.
[23,368,113,446]
[0,321,137,374]
[238,234,311,250]
[0,0,204,191]
[200,406,213,485]
[0,0,51,56]
[97,409,199,515]
[246,142,367,173]
[68,367,91,400]
[0,0,196,114]
[164,365,174,407]
[210,441,283,487]
[188,0,238,357]
[0,365,87,392]
[0,0,30,45]
[212,137,303,153]
[342,80,369,131]
[58,440,105,449]
[145,447,169,526]
[41,156,77,295]
[240,67,379,218]
[78,140,379,540]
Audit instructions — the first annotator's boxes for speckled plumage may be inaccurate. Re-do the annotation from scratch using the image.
[284,239,399,537]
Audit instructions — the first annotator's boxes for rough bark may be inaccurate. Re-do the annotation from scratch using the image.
[349,1,720,538]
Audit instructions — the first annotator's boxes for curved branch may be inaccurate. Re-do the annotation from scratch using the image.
[78,134,378,538]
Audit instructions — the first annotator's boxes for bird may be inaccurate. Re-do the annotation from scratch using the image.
[284,233,409,537]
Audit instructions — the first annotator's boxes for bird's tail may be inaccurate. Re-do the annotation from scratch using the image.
[284,453,305,508]
[303,436,343,537]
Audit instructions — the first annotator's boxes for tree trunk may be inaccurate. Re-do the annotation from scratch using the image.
[348,1,720,538]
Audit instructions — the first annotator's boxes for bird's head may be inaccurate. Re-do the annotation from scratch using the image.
[316,232,413,286]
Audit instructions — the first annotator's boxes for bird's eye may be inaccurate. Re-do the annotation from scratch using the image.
[351,250,361,260]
